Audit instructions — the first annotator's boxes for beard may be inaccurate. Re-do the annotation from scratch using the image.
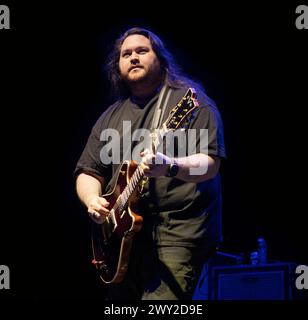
[123,65,162,87]
[125,67,147,83]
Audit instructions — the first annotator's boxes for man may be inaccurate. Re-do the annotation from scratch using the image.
[75,27,226,300]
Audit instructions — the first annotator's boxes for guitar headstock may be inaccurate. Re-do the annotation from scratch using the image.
[163,88,199,130]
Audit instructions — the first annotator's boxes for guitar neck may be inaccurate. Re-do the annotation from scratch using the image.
[118,163,145,211]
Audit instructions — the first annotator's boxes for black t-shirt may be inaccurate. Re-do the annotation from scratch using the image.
[75,86,226,248]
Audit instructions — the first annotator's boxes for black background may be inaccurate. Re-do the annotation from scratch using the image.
[1,1,307,305]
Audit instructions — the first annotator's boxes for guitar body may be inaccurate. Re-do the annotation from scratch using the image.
[91,160,143,283]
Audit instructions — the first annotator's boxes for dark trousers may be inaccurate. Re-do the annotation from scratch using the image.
[107,242,211,300]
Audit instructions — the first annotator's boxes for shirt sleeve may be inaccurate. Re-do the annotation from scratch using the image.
[189,100,226,159]
[73,105,118,181]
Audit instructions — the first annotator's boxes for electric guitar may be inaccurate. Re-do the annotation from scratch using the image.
[91,87,199,283]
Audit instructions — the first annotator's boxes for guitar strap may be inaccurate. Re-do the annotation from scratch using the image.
[145,84,173,219]
[150,84,172,131]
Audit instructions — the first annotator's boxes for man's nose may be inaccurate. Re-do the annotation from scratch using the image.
[130,52,139,63]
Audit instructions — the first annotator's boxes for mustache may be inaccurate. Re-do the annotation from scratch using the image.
[128,65,143,72]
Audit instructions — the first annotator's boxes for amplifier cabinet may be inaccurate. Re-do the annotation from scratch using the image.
[209,263,296,300]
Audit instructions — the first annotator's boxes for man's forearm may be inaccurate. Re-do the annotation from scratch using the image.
[174,153,220,183]
[76,173,105,207]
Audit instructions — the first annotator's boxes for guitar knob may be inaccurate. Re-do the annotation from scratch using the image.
[92,259,102,266]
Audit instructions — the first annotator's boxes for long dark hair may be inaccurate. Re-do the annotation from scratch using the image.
[105,27,206,100]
